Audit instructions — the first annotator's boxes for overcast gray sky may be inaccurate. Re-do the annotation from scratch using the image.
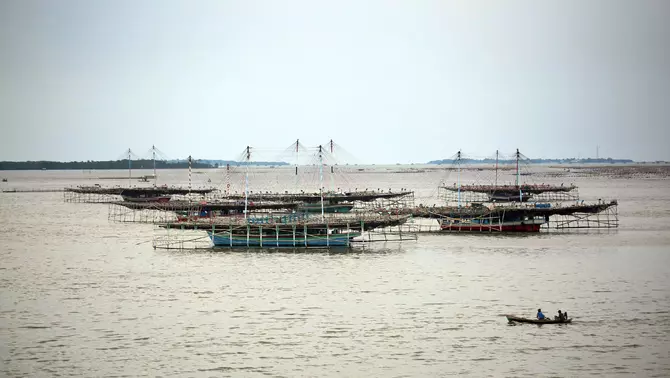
[1,0,668,163]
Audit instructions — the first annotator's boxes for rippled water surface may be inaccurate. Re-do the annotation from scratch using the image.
[1,168,669,377]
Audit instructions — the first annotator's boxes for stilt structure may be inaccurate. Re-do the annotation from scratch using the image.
[410,149,619,233]
[65,186,217,203]
[151,212,415,250]
[150,144,417,250]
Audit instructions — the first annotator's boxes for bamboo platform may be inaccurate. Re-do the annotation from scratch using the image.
[222,190,414,203]
[440,184,577,194]
[65,186,216,195]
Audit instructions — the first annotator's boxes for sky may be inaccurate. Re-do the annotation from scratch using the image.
[1,0,669,163]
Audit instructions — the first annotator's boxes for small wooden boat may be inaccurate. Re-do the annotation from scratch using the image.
[506,315,572,324]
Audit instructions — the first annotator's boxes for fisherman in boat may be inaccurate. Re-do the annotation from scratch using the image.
[537,309,545,320]
[555,310,565,321]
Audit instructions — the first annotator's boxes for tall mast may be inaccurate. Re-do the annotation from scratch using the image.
[128,148,132,187]
[516,148,522,202]
[244,146,251,221]
[329,139,335,193]
[495,149,499,187]
[295,139,299,192]
[318,145,325,221]
[457,150,461,208]
[515,148,520,187]
[152,145,157,186]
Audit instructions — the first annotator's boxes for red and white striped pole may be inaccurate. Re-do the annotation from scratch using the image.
[188,155,192,195]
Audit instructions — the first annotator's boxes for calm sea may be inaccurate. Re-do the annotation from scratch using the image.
[1,166,669,377]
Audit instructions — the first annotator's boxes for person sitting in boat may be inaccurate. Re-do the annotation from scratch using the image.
[537,309,545,320]
[564,311,568,320]
[555,310,564,321]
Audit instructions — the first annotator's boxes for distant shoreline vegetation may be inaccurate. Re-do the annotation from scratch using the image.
[0,159,290,170]
[427,158,635,165]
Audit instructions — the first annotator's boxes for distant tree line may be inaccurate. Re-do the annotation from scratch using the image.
[427,157,635,165]
[0,159,215,170]
[0,159,292,170]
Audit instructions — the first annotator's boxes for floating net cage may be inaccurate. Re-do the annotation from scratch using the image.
[65,187,219,204]
[396,149,618,233]
[109,202,182,224]
[545,202,619,230]
[434,150,581,206]
[63,146,222,204]
[406,201,619,233]
[108,191,416,225]
[64,189,121,204]
[437,185,580,204]
[151,213,417,250]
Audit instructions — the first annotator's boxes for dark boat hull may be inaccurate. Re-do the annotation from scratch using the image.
[506,315,572,324]
[207,231,360,247]
[442,223,542,232]
[121,195,171,203]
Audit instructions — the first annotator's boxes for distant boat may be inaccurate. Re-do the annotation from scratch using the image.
[1,178,7,182]
[506,315,572,324]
